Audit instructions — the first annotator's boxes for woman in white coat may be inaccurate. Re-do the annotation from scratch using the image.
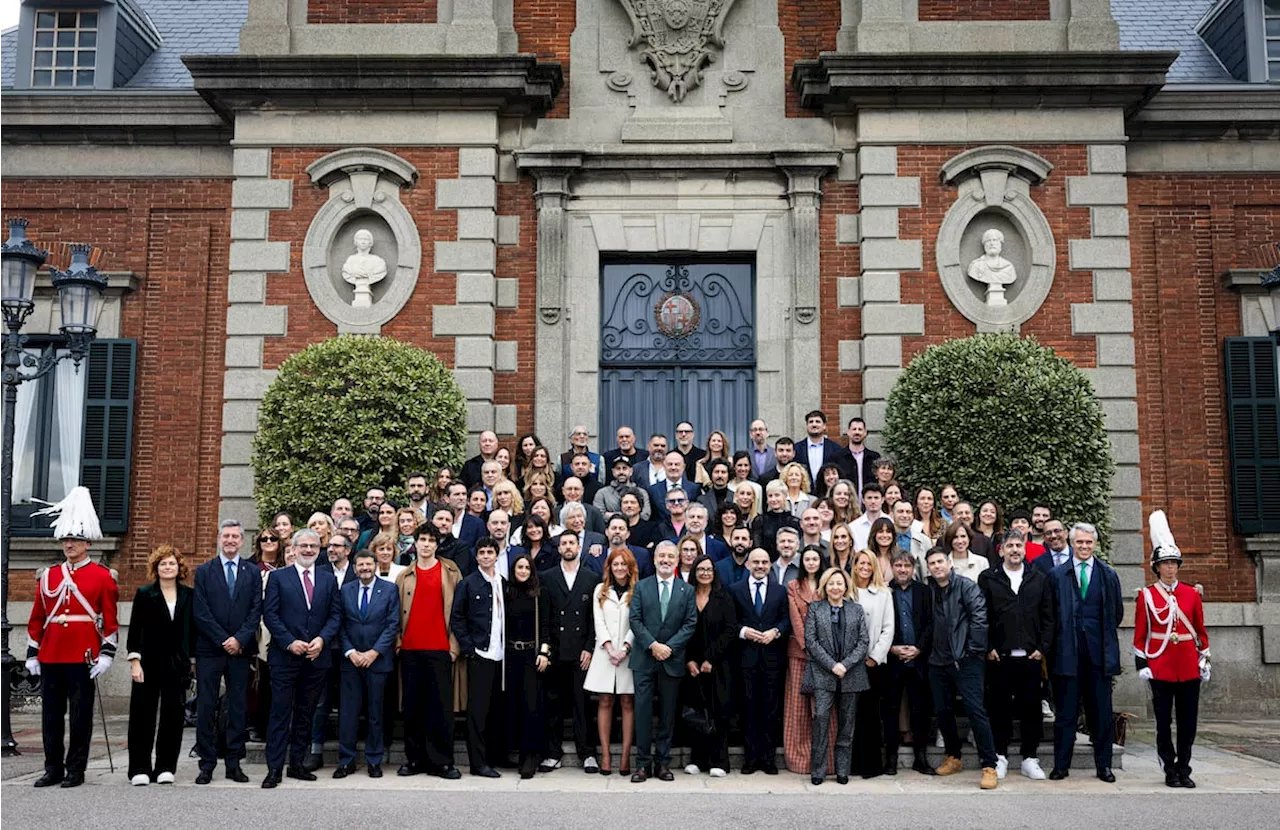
[851,549,896,778]
[584,548,638,776]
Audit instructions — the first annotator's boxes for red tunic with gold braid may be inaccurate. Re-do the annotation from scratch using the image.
[1133,580,1207,683]
[26,559,119,664]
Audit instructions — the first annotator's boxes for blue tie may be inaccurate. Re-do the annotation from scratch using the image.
[360,585,370,618]
[754,580,764,616]
[225,561,236,597]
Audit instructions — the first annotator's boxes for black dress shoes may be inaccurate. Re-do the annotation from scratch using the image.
[432,765,462,780]
[1179,773,1196,789]
[33,771,64,788]
[884,761,898,775]
[1165,772,1183,788]
[262,769,282,789]
[912,757,937,776]
[739,762,756,775]
[286,766,317,782]
[333,764,356,779]
[226,766,249,783]
[1097,767,1116,783]
[630,768,649,783]
[60,772,84,789]
[810,775,823,786]
[762,762,779,775]
[472,766,501,778]
[1049,767,1070,780]
[303,753,323,773]
[247,727,265,743]
[368,763,383,778]
[397,762,421,777]
[194,769,213,785]
[655,767,674,782]
[837,775,850,785]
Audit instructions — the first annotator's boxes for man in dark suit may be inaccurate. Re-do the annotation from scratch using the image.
[1049,523,1123,783]
[834,416,881,498]
[630,434,669,491]
[757,438,796,490]
[886,550,934,775]
[560,477,607,534]
[335,550,399,779]
[1034,519,1074,577]
[261,529,343,788]
[539,532,601,773]
[450,537,508,778]
[799,410,844,487]
[628,540,698,782]
[683,503,729,563]
[714,527,754,587]
[192,520,263,785]
[560,455,603,505]
[697,458,734,514]
[460,430,499,489]
[556,502,608,572]
[445,482,485,553]
[431,506,476,576]
[730,548,791,774]
[593,514,654,580]
[646,451,702,521]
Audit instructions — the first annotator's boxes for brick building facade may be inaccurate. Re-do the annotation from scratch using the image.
[2,0,1279,708]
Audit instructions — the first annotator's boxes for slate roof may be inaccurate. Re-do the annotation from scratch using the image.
[1113,0,1235,83]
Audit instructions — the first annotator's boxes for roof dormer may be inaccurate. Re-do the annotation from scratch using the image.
[1197,0,1280,82]
[10,0,161,91]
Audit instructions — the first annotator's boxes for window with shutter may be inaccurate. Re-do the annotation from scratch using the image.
[79,340,136,535]
[1225,337,1280,534]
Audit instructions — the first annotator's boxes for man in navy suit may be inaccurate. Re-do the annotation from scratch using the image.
[334,550,399,779]
[799,410,844,487]
[683,503,729,563]
[192,520,262,785]
[731,548,791,774]
[261,529,343,788]
[646,451,702,520]
[1049,523,1123,783]
[1034,519,1074,577]
[628,541,698,782]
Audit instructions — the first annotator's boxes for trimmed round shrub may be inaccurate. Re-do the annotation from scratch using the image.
[882,332,1114,550]
[251,335,467,526]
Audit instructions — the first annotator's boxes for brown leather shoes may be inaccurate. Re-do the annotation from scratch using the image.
[980,767,999,789]
[936,756,964,776]
[655,766,674,782]
[630,768,649,783]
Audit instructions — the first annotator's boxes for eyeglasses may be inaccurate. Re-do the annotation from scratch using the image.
[676,428,693,434]
[259,537,278,544]
[667,497,687,505]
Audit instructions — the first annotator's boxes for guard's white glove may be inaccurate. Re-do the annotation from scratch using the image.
[1199,658,1211,683]
[88,654,112,680]
[1137,667,1153,682]
[24,658,40,677]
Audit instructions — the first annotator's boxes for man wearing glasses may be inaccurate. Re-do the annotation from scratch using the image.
[646,451,702,521]
[1034,520,1073,577]
[672,422,706,468]
[559,425,603,483]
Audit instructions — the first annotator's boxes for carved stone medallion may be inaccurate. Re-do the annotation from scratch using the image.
[617,0,739,102]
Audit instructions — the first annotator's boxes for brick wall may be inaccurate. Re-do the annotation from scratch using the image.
[307,1,436,24]
[495,176,538,440]
[2,179,231,598]
[778,0,840,118]
[263,148,460,368]
[918,0,1051,20]
[514,0,574,118]
[1129,174,1280,602]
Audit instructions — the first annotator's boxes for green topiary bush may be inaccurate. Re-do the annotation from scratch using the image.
[251,334,467,526]
[882,332,1115,552]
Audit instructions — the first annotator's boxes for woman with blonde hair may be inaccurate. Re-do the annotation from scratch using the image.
[782,462,814,518]
[369,531,405,583]
[522,469,557,509]
[851,549,895,778]
[127,545,194,785]
[694,430,732,487]
[829,522,857,575]
[306,512,334,547]
[395,507,421,564]
[492,480,525,526]
[733,481,760,523]
[584,548,638,776]
[521,445,557,492]
[804,567,869,785]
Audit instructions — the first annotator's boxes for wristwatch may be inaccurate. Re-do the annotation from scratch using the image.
[623,643,632,653]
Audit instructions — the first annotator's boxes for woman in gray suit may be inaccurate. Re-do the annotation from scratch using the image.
[804,567,869,785]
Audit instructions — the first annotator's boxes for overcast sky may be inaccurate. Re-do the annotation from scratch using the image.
[2,1,19,32]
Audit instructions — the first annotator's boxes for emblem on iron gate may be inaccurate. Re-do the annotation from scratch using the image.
[654,291,701,339]
[617,0,740,102]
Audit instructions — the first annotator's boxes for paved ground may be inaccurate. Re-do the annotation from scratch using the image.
[4,714,1280,829]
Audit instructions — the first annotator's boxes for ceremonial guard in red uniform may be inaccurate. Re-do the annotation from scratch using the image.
[1133,510,1209,789]
[24,487,119,789]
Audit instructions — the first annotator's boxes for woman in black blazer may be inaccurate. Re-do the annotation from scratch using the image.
[127,545,195,785]
[682,555,738,777]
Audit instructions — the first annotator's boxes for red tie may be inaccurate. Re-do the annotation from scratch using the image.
[302,569,314,605]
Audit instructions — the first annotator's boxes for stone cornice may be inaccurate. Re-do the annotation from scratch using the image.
[792,52,1176,115]
[0,91,229,145]
[516,145,840,173]
[1127,86,1280,140]
[183,54,563,120]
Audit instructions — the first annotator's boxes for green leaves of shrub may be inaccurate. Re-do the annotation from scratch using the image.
[251,335,467,526]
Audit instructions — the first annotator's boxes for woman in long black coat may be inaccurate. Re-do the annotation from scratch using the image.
[681,555,738,776]
[505,553,551,779]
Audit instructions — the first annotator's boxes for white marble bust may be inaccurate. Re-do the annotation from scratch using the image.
[341,229,388,308]
[966,228,1018,306]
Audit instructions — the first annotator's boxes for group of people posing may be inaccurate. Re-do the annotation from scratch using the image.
[28,412,1210,793]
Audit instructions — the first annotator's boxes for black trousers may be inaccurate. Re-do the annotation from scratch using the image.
[40,663,95,775]
[505,650,546,758]
[195,654,251,771]
[465,656,506,770]
[1150,678,1200,776]
[127,671,188,778]
[265,656,327,771]
[684,674,728,771]
[635,669,682,768]
[401,650,455,769]
[545,661,595,761]
[741,661,784,766]
[884,661,931,752]
[988,655,1044,759]
[853,663,887,777]
[1052,651,1114,771]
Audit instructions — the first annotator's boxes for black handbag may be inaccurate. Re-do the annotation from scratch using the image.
[681,681,716,735]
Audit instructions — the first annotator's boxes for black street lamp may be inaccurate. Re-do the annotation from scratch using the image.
[1,218,107,756]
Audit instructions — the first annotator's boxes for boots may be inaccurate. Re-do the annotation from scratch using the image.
[912,749,937,775]
[884,747,898,775]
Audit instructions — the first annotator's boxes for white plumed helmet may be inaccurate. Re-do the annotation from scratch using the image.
[32,486,103,541]
[1148,509,1182,573]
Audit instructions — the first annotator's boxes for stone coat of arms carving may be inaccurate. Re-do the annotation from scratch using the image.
[617,0,739,102]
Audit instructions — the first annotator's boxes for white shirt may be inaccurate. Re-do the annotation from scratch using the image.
[294,562,315,609]
[1005,565,1024,595]
[851,513,878,551]
[950,553,989,583]
[1048,546,1071,569]
[332,562,352,589]
[451,513,463,539]
[475,569,505,662]
[496,545,513,580]
[648,464,664,486]
[561,563,579,592]
[740,577,772,639]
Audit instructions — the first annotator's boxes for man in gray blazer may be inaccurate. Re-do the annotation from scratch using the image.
[628,541,698,782]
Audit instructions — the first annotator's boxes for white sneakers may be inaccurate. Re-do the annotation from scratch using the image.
[156,771,175,784]
[684,764,700,775]
[582,756,599,774]
[935,731,945,749]
[130,773,149,786]
[709,767,727,778]
[1021,757,1047,780]
[995,755,1008,780]
[1041,699,1053,717]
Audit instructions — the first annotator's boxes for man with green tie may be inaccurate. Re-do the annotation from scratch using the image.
[628,541,698,782]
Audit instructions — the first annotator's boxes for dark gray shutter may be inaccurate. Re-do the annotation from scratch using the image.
[1224,337,1280,534]
[80,339,136,534]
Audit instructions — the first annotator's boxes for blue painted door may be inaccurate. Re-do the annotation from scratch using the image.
[599,263,755,452]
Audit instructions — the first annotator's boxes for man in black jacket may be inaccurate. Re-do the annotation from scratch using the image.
[886,550,934,776]
[925,547,999,789]
[979,530,1056,781]
[450,537,507,778]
